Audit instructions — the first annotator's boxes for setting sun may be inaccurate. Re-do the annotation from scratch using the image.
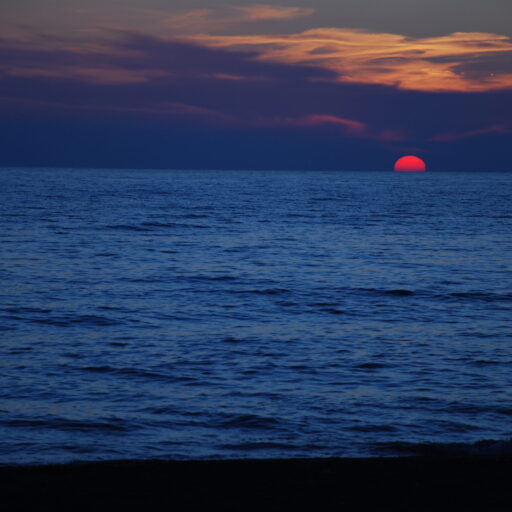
[394,155,427,172]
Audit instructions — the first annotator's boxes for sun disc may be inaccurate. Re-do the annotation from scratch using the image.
[394,155,426,172]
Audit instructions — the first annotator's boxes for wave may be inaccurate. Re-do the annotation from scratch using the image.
[29,315,121,327]
[350,424,397,433]
[218,442,299,451]
[0,417,130,433]
[378,438,512,456]
[222,336,244,343]
[181,213,210,219]
[141,222,209,229]
[356,287,415,296]
[106,222,209,231]
[320,286,512,302]
[235,288,290,295]
[449,291,512,301]
[215,413,281,431]
[354,362,389,370]
[321,307,346,315]
[188,275,238,282]
[385,289,414,296]
[472,359,506,366]
[106,224,152,231]
[78,365,173,381]
[2,307,52,314]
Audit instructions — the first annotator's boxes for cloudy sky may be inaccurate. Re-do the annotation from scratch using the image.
[1,0,511,170]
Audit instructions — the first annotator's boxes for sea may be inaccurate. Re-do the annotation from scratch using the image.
[1,167,511,464]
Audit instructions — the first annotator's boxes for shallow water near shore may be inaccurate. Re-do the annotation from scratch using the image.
[1,168,511,464]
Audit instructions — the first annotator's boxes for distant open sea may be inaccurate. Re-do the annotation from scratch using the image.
[1,168,511,464]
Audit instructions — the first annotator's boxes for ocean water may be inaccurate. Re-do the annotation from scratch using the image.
[0,167,511,464]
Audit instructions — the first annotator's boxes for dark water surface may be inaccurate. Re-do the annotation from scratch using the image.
[1,168,511,464]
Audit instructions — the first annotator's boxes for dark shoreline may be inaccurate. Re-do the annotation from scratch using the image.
[2,455,511,510]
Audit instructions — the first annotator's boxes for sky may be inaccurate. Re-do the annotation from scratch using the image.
[1,0,511,171]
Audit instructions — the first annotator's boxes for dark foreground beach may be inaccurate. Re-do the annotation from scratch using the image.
[2,455,511,510]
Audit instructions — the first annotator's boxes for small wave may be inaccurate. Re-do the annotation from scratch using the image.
[223,248,244,253]
[354,362,388,370]
[219,442,297,451]
[3,307,52,314]
[386,289,414,296]
[222,336,244,343]
[350,424,397,433]
[142,222,209,229]
[186,275,238,282]
[445,403,512,416]
[30,315,121,327]
[106,224,152,231]
[378,439,512,456]
[349,287,415,297]
[217,413,280,430]
[141,222,177,228]
[450,291,512,301]
[80,365,121,374]
[0,417,130,433]
[120,277,163,284]
[144,407,178,415]
[348,287,505,300]
[236,288,290,295]
[472,359,504,366]
[79,365,169,381]
[321,308,346,315]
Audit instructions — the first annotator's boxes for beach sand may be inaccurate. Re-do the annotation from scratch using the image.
[2,455,511,510]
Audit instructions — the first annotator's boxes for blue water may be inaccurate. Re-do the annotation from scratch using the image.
[1,168,511,464]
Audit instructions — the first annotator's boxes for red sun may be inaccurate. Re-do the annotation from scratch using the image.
[394,155,426,172]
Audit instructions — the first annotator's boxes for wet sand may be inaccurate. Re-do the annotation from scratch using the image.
[2,455,511,510]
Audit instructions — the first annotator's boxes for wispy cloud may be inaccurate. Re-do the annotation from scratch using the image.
[274,114,366,133]
[142,5,315,34]
[3,6,511,93]
[0,9,510,151]
[229,5,315,22]
[5,66,169,84]
[257,114,405,141]
[0,94,234,124]
[185,28,512,92]
[430,124,511,142]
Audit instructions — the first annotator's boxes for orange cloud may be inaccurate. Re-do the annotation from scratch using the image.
[184,28,512,92]
[5,6,511,93]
